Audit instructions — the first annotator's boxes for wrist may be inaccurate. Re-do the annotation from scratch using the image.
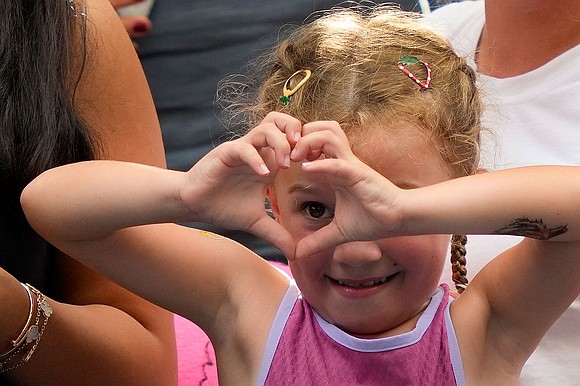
[0,277,30,352]
[395,188,428,236]
[177,171,207,222]
[0,284,53,374]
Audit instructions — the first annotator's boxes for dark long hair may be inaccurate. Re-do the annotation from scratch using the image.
[0,0,97,189]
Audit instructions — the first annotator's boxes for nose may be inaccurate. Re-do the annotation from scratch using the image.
[332,241,382,266]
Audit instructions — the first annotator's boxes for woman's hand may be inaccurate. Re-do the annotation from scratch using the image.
[180,112,302,257]
[290,121,405,259]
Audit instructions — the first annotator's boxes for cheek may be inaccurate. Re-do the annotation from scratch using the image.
[288,249,328,277]
[288,250,331,291]
[381,235,448,279]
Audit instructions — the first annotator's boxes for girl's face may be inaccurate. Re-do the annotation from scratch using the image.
[268,123,454,338]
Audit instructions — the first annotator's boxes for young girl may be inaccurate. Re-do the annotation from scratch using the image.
[20,7,580,385]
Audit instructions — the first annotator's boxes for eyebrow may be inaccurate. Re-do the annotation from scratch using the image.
[287,183,317,195]
[288,181,421,193]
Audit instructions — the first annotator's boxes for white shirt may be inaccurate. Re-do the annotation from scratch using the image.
[428,1,580,384]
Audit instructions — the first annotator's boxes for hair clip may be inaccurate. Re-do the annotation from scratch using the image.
[280,69,312,105]
[397,55,431,90]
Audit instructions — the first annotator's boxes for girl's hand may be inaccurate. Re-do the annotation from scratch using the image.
[180,112,302,258]
[290,121,404,259]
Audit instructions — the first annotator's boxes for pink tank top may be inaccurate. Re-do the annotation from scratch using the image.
[257,283,465,386]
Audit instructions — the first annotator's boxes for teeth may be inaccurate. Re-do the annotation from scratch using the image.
[337,276,388,288]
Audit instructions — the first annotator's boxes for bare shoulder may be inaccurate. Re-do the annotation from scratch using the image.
[77,0,166,167]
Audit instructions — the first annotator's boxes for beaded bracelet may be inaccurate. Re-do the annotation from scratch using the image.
[0,284,53,374]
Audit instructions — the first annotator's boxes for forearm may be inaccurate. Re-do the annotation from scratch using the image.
[21,161,189,243]
[1,260,177,386]
[4,300,176,386]
[0,271,31,357]
[401,166,580,241]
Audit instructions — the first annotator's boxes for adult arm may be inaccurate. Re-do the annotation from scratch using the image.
[3,0,176,384]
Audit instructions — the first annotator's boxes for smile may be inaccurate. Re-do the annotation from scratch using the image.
[329,272,400,289]
[336,277,388,288]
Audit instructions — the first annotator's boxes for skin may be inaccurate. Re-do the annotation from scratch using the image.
[268,123,452,337]
[477,0,580,77]
[447,2,580,381]
[20,112,580,385]
[1,0,177,384]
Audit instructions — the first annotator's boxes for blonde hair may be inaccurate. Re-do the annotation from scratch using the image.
[220,5,481,291]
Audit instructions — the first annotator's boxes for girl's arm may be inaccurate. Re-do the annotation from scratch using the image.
[292,121,580,377]
[20,113,298,340]
[399,167,580,379]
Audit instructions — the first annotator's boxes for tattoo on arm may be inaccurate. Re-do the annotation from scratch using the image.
[199,230,225,240]
[494,217,568,240]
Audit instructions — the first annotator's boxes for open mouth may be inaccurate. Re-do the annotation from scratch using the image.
[329,272,399,289]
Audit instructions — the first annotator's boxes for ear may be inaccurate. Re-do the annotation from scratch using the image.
[266,186,281,222]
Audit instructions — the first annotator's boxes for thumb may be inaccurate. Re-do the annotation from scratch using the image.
[250,216,296,261]
[295,223,346,259]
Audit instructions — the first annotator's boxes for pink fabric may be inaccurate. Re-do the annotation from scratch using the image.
[174,315,218,386]
[175,261,291,386]
[264,285,456,386]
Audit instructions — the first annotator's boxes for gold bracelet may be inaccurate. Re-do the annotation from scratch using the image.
[0,283,34,359]
[0,284,53,374]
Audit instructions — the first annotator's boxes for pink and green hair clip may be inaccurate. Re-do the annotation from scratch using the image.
[397,55,431,90]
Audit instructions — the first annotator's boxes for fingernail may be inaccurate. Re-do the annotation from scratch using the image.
[294,132,301,141]
[284,155,290,168]
[302,162,313,169]
[259,163,270,175]
[290,148,297,160]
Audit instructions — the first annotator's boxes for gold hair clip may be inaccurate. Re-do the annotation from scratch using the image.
[397,56,431,90]
[280,69,312,105]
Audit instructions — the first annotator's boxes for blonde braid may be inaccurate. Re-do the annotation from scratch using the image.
[450,235,468,293]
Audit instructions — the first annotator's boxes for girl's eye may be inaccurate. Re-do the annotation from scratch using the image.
[301,201,333,220]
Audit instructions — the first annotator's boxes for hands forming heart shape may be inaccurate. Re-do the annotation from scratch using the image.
[179,112,403,260]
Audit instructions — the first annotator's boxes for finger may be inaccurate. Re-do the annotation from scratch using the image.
[292,130,354,162]
[261,112,303,147]
[293,121,351,161]
[302,121,348,141]
[301,158,370,189]
[246,124,292,168]
[295,223,346,259]
[217,141,271,177]
[250,216,296,260]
